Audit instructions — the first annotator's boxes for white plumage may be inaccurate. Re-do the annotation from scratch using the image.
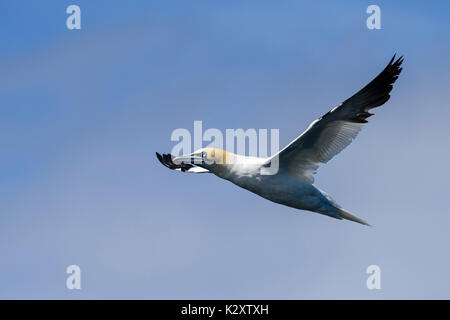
[157,56,404,225]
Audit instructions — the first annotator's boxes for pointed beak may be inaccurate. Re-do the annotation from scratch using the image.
[172,154,203,165]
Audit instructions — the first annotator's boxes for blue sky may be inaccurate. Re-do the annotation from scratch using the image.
[1,0,450,299]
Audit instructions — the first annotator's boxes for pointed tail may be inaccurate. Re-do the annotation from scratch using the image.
[337,208,371,226]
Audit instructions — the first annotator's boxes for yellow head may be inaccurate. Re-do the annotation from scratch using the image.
[172,148,234,167]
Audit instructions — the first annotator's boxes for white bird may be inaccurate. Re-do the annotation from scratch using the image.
[157,56,403,225]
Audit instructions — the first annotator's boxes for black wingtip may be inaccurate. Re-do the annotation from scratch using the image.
[156,152,195,172]
[389,54,396,64]
[156,152,172,169]
[389,54,404,69]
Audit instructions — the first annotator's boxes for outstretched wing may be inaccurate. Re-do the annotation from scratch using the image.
[156,152,210,173]
[272,55,403,183]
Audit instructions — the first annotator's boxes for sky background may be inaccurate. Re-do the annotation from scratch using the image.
[1,0,450,299]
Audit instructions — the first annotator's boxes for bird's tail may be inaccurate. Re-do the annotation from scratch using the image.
[337,208,371,226]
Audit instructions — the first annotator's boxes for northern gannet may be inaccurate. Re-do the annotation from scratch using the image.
[157,56,403,225]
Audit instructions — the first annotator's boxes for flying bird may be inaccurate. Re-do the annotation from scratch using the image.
[157,56,403,225]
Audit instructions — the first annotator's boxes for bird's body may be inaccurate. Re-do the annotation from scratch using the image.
[198,151,364,224]
[210,153,326,213]
[157,56,404,226]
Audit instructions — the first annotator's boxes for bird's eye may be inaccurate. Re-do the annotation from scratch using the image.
[201,152,207,158]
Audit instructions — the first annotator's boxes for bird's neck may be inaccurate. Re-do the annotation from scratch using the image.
[210,154,265,181]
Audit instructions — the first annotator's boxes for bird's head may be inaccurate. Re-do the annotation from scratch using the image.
[172,148,232,169]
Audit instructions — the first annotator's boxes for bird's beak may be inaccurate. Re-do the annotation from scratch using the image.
[173,154,203,165]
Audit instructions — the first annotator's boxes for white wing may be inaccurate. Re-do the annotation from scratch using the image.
[271,55,403,183]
